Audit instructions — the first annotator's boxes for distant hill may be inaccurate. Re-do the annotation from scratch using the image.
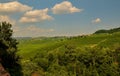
[94,27,120,34]
[14,37,32,40]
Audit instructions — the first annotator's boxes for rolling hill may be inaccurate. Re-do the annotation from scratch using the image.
[18,31,120,59]
[94,27,120,34]
[17,29,120,76]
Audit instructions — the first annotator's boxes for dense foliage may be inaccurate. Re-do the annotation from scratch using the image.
[0,22,22,76]
[21,44,120,76]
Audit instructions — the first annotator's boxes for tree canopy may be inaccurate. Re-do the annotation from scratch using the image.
[0,22,23,76]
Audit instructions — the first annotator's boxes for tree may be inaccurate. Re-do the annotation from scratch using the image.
[0,22,23,76]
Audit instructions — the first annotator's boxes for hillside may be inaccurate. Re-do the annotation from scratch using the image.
[94,27,120,34]
[18,32,120,76]
[18,32,120,59]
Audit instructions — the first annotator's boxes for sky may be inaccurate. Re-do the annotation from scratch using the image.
[0,0,120,37]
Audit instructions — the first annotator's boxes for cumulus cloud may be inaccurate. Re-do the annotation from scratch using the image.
[13,25,54,37]
[52,1,82,14]
[0,15,16,25]
[92,18,101,23]
[0,1,32,14]
[19,8,53,23]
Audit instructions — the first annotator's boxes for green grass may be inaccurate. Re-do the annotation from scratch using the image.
[18,38,67,59]
[18,32,120,59]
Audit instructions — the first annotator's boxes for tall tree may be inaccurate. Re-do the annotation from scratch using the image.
[0,22,23,76]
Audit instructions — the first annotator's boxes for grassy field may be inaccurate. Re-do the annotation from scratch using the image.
[18,32,120,59]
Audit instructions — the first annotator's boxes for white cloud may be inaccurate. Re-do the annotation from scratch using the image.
[0,1,32,14]
[26,25,54,32]
[0,15,16,25]
[13,25,54,37]
[92,18,101,23]
[19,8,53,23]
[12,25,19,32]
[52,1,82,14]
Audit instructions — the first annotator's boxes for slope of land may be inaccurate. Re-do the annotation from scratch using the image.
[17,31,120,76]
[18,32,120,59]
[94,27,120,34]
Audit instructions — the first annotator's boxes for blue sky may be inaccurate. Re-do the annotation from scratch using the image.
[0,0,120,37]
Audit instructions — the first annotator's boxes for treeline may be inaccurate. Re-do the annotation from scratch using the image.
[94,27,120,34]
[22,44,120,76]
